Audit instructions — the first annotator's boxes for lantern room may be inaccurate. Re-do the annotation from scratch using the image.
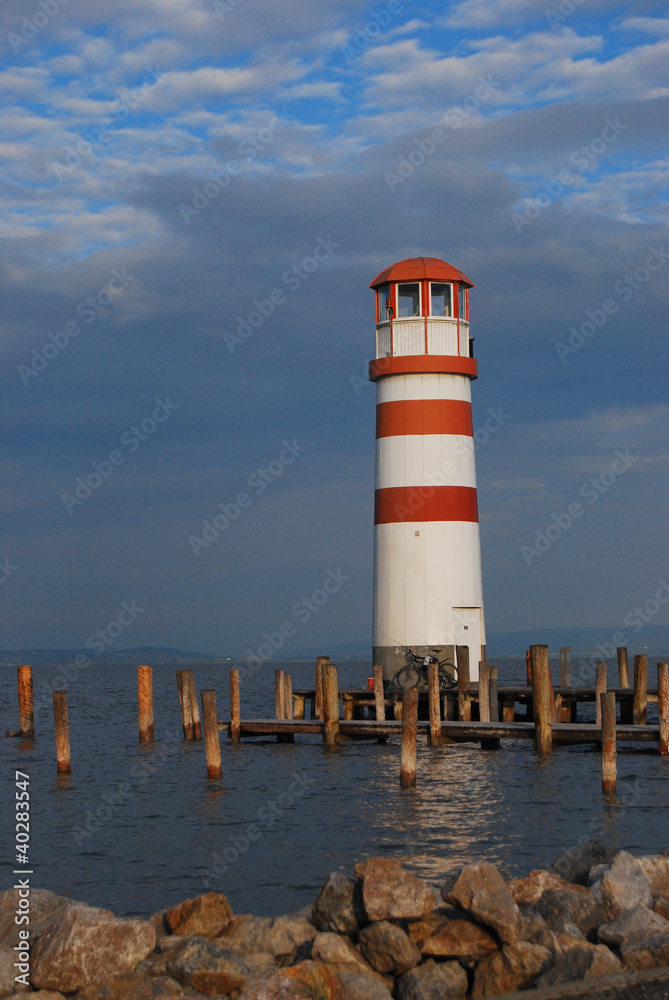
[369,256,474,365]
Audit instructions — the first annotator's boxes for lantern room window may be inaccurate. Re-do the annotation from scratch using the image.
[397,282,420,317]
[430,282,452,317]
[458,284,467,321]
[377,283,391,322]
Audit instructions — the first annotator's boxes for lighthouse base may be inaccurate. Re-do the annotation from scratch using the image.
[373,643,485,688]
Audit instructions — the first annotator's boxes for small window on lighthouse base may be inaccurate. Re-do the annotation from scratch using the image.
[430,282,452,317]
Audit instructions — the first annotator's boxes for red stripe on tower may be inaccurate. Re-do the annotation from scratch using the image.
[374,485,479,524]
[376,399,473,439]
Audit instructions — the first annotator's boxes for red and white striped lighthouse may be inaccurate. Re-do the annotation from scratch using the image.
[369,257,486,683]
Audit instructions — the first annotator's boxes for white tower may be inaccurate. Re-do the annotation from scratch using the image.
[369,257,486,683]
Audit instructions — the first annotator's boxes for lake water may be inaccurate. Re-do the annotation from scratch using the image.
[1,656,668,919]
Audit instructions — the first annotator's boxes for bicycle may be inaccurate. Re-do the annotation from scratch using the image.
[392,648,458,692]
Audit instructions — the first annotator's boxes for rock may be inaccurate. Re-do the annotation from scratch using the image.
[148,910,168,941]
[619,933,669,971]
[311,932,379,978]
[518,911,559,954]
[638,855,669,899]
[239,973,313,999]
[420,909,499,961]
[312,873,367,935]
[220,912,316,964]
[598,851,653,920]
[1,940,29,994]
[281,961,346,1000]
[598,903,669,947]
[508,869,576,906]
[337,970,393,1000]
[535,885,602,938]
[30,903,155,994]
[406,911,450,948]
[654,895,669,919]
[25,993,66,999]
[441,862,522,944]
[0,889,73,947]
[76,970,187,998]
[355,858,435,923]
[357,921,421,974]
[165,936,250,995]
[165,891,234,938]
[536,942,621,985]
[550,841,617,886]
[396,958,468,1000]
[471,941,552,997]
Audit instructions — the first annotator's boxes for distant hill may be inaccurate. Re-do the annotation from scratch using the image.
[0,646,225,667]
[487,626,669,657]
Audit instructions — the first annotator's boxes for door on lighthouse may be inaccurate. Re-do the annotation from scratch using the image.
[453,607,483,669]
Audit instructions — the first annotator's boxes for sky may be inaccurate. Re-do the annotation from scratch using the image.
[1,0,668,657]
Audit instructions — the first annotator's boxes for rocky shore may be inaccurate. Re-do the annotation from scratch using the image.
[2,842,669,999]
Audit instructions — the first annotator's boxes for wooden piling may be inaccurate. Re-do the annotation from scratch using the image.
[601,691,617,793]
[531,645,553,754]
[275,669,286,719]
[137,665,154,743]
[489,666,499,722]
[229,669,241,744]
[18,665,34,737]
[187,670,202,740]
[53,690,71,774]
[294,695,306,720]
[525,649,532,686]
[400,687,418,788]
[176,670,194,739]
[456,645,471,722]
[633,654,648,725]
[322,663,340,746]
[284,674,293,719]
[595,662,607,727]
[201,690,222,779]
[373,664,385,721]
[617,647,630,688]
[657,662,668,756]
[315,657,328,720]
[478,662,491,722]
[427,662,441,746]
[559,647,572,688]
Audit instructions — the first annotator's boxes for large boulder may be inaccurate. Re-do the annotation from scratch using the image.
[550,841,617,885]
[420,909,499,961]
[30,902,155,994]
[0,941,25,994]
[0,889,73,947]
[337,969,393,1000]
[311,931,385,982]
[441,862,522,944]
[76,970,187,998]
[164,892,233,937]
[518,911,559,955]
[354,859,435,923]
[220,912,316,964]
[638,855,669,899]
[278,961,346,1000]
[536,941,621,986]
[619,933,669,971]
[471,941,552,997]
[598,903,669,948]
[357,921,421,974]
[595,851,653,920]
[534,884,602,938]
[396,958,468,1000]
[312,873,367,935]
[164,936,250,995]
[508,869,577,907]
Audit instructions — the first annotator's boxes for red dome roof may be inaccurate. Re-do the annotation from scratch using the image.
[370,256,474,289]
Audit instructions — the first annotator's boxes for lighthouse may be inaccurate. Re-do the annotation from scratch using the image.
[369,256,486,684]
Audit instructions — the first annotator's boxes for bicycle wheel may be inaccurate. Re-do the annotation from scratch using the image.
[394,664,421,690]
[438,664,457,690]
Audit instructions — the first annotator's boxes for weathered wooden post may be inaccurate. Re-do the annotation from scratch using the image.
[176,670,194,739]
[400,687,418,788]
[617,647,630,688]
[595,662,607,727]
[457,645,471,722]
[137,665,154,743]
[229,668,241,744]
[283,673,295,743]
[275,669,286,718]
[531,645,553,754]
[657,662,668,756]
[427,662,440,746]
[601,691,617,793]
[633,654,648,725]
[53,690,71,774]
[315,657,328,720]
[201,690,222,779]
[373,663,385,721]
[525,649,532,686]
[18,666,34,737]
[489,666,499,722]
[478,661,491,722]
[322,663,340,746]
[559,647,572,688]
[293,695,306,720]
[186,670,202,740]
